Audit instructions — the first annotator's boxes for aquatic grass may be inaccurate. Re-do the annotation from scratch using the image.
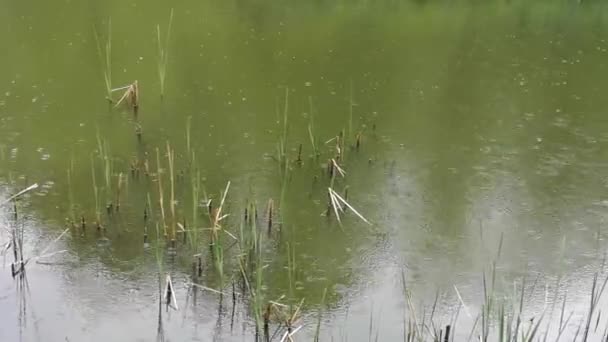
[238,247,265,337]
[93,19,112,102]
[207,181,236,287]
[157,9,174,99]
[236,207,267,337]
[582,271,608,341]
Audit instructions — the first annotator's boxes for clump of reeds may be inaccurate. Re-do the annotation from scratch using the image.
[156,9,174,99]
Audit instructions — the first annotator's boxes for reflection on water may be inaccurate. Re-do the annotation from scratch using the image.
[2,1,608,341]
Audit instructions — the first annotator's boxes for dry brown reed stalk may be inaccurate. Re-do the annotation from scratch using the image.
[113,80,139,115]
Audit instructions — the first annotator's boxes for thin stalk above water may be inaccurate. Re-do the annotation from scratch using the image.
[93,19,112,102]
[157,9,174,99]
[166,142,176,242]
[156,148,167,238]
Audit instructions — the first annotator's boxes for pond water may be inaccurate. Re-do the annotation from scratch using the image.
[2,1,608,341]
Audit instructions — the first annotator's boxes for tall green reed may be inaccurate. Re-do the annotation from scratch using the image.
[157,9,174,99]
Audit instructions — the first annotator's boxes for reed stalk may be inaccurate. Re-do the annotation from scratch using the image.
[189,156,200,249]
[90,155,101,229]
[67,164,76,226]
[156,148,167,237]
[314,287,327,342]
[157,9,174,98]
[93,19,112,102]
[348,79,354,145]
[166,142,176,242]
[308,96,318,158]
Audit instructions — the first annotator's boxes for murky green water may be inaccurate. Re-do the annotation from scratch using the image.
[3,1,608,341]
